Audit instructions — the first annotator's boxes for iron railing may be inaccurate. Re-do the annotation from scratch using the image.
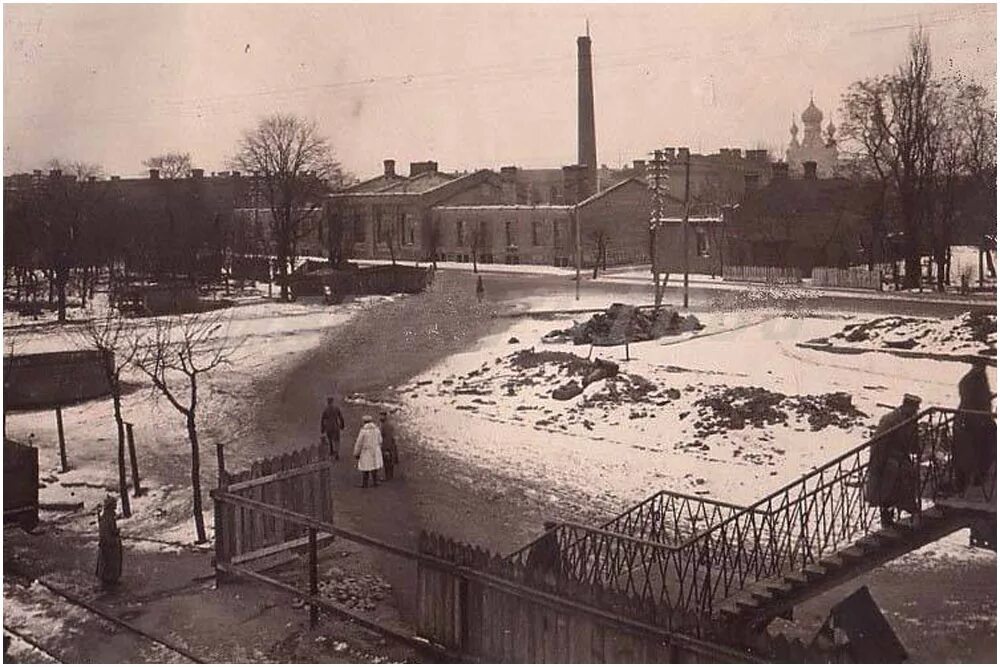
[505,408,996,628]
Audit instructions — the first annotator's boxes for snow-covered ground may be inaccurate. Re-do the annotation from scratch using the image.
[5,291,399,548]
[397,307,996,562]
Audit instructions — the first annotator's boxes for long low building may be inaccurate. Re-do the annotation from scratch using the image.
[325,160,719,273]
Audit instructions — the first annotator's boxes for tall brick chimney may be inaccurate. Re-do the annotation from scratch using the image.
[383,159,396,177]
[577,26,597,198]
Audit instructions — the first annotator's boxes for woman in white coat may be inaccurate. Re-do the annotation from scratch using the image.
[353,415,384,488]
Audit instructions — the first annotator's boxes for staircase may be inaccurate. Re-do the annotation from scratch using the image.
[507,407,996,638]
[718,506,983,629]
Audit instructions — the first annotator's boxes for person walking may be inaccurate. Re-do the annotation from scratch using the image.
[320,396,346,460]
[96,494,123,588]
[353,415,384,488]
[952,361,996,491]
[476,275,485,303]
[379,409,399,481]
[865,394,921,528]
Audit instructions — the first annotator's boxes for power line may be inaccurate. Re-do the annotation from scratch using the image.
[8,4,991,129]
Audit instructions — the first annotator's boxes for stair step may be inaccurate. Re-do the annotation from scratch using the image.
[764,580,796,595]
[784,571,810,585]
[803,563,828,578]
[819,554,846,568]
[840,546,866,559]
[750,587,778,602]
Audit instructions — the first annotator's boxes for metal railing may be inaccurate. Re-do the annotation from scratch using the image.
[505,408,996,627]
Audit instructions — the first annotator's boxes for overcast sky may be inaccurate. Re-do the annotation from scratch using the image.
[4,3,996,179]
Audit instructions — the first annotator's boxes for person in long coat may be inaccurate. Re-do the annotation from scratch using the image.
[865,394,921,528]
[320,396,346,460]
[952,361,996,490]
[96,494,123,587]
[353,415,384,488]
[379,410,399,481]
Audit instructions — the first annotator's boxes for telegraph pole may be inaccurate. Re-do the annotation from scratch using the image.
[647,149,668,309]
[574,203,582,301]
[682,151,691,309]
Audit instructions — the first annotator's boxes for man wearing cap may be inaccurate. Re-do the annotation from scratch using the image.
[952,360,996,491]
[353,415,384,488]
[525,520,564,586]
[866,394,921,528]
[320,396,346,461]
[379,409,399,481]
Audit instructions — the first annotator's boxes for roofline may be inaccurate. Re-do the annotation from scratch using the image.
[578,177,683,207]
[433,204,573,211]
[329,168,492,200]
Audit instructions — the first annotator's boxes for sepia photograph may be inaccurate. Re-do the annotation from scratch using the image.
[2,2,997,663]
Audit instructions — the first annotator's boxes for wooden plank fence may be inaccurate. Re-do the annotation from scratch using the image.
[722,265,803,284]
[810,266,887,290]
[417,531,848,663]
[214,442,333,568]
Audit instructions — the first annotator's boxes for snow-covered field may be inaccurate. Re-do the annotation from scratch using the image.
[5,291,398,548]
[397,307,996,561]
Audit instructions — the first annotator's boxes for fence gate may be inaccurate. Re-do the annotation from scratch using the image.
[213,443,334,569]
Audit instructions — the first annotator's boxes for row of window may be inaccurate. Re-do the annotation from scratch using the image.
[455,219,566,247]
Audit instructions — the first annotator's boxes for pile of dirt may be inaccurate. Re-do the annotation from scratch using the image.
[505,348,621,400]
[821,312,997,357]
[692,386,866,437]
[543,303,702,346]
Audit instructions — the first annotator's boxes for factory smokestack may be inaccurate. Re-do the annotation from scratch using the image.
[577,24,597,198]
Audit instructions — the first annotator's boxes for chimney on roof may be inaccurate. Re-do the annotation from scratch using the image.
[772,162,789,180]
[803,161,818,180]
[409,161,438,177]
[632,159,646,175]
[383,159,396,177]
[664,147,676,160]
[149,168,160,180]
[191,168,204,179]
[678,147,690,161]
[111,175,120,181]
[744,173,760,192]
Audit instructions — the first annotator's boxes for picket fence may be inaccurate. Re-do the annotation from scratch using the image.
[722,265,803,284]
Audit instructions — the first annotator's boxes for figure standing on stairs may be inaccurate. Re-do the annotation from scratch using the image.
[866,394,921,528]
[952,360,996,491]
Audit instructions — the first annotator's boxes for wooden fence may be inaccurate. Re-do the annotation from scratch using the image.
[417,531,847,663]
[810,266,887,290]
[3,439,38,531]
[214,442,333,568]
[4,350,112,410]
[722,265,803,284]
[288,264,433,301]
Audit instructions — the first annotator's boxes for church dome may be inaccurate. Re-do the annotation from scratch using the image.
[801,99,823,124]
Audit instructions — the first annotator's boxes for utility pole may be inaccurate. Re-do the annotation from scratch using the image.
[682,151,691,309]
[647,149,668,309]
[574,203,582,301]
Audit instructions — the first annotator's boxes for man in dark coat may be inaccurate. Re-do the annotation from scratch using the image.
[952,361,996,490]
[96,494,123,588]
[320,397,346,460]
[866,394,921,528]
[379,409,399,481]
[525,521,564,587]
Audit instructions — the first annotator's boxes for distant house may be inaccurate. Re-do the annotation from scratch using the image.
[728,167,878,272]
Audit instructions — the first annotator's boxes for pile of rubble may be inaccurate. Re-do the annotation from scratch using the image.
[316,569,393,612]
[543,303,702,346]
[692,386,866,437]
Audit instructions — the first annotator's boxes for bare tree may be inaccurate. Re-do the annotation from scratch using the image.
[423,213,441,270]
[134,311,242,543]
[142,153,193,179]
[72,310,141,517]
[34,161,104,322]
[231,114,341,301]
